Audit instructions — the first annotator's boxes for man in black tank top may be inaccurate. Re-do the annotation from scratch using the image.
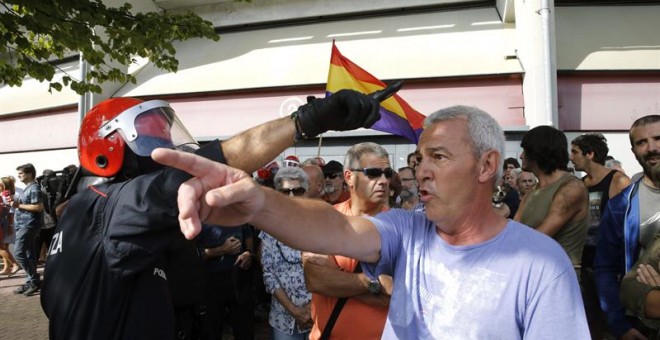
[570,133,631,340]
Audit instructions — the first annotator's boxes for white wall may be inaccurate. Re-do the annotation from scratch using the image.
[0,149,78,186]
[555,6,660,71]
[116,7,519,97]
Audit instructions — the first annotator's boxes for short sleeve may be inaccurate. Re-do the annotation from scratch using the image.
[361,210,410,279]
[26,184,43,204]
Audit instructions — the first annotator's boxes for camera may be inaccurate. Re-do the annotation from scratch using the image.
[37,166,78,220]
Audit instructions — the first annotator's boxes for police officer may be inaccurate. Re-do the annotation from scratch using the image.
[40,89,389,340]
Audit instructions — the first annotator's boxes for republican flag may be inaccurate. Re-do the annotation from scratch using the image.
[326,41,425,144]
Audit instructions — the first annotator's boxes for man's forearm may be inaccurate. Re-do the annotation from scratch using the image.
[204,245,230,259]
[353,293,390,308]
[304,261,369,297]
[222,117,296,173]
[645,290,660,318]
[252,188,381,263]
[17,203,42,213]
[272,288,300,315]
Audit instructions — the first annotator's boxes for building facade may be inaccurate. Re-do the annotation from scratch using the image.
[1,0,658,176]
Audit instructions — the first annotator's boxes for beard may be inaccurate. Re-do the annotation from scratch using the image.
[637,151,660,185]
[324,184,336,194]
[649,163,660,185]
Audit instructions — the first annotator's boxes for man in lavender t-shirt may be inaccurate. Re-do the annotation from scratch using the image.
[364,211,585,339]
[154,105,590,339]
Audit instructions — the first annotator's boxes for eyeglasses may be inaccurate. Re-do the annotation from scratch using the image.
[350,167,394,179]
[278,187,306,196]
[401,177,416,182]
[324,173,341,179]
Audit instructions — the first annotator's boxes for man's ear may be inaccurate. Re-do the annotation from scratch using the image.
[344,169,353,187]
[478,150,500,184]
[586,151,595,161]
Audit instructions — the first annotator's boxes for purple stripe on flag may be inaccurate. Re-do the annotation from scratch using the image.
[372,108,419,144]
[326,91,421,143]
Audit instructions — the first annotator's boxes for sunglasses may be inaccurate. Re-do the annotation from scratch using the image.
[324,173,341,179]
[278,187,306,196]
[350,167,394,179]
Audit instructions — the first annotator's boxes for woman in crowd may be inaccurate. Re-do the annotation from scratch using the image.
[259,167,313,340]
[0,176,20,276]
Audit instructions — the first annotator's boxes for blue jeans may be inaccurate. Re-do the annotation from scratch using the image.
[14,227,41,285]
[272,326,310,340]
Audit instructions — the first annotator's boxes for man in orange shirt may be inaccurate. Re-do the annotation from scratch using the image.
[303,142,391,339]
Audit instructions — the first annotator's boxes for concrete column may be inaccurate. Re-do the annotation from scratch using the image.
[515,0,558,128]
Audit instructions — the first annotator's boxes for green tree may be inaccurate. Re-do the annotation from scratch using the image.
[0,0,220,94]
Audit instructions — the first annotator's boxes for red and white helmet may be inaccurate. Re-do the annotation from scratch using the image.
[78,98,198,177]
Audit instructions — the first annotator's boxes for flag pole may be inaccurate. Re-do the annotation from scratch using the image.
[317,134,323,158]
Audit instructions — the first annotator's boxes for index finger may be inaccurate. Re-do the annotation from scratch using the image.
[152,148,227,177]
[370,80,403,102]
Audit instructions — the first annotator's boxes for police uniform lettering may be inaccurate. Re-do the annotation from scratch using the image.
[48,231,63,256]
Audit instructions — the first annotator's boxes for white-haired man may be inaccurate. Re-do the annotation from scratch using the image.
[152,105,589,339]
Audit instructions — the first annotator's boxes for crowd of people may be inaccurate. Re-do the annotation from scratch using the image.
[152,107,659,339]
[0,89,658,340]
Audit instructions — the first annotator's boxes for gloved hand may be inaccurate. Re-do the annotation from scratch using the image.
[292,81,402,139]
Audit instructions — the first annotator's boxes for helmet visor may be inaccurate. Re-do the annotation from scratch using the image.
[99,100,199,157]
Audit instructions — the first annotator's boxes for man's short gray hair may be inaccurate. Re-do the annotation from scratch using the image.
[424,105,506,180]
[344,142,390,169]
[274,166,309,191]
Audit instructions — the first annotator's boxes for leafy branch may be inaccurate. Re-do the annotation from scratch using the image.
[0,0,220,94]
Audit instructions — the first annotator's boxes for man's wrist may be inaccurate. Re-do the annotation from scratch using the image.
[367,278,382,295]
[361,273,382,295]
[290,110,308,141]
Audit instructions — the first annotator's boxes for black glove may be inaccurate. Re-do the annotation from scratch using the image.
[292,89,380,140]
[292,81,403,140]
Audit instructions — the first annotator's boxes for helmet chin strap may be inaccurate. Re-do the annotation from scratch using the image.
[116,149,163,180]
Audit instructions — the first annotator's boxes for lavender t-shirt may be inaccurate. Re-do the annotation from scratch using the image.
[363,210,589,339]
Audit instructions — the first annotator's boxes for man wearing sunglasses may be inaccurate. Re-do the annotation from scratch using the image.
[322,160,350,205]
[303,142,390,340]
[152,105,589,339]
